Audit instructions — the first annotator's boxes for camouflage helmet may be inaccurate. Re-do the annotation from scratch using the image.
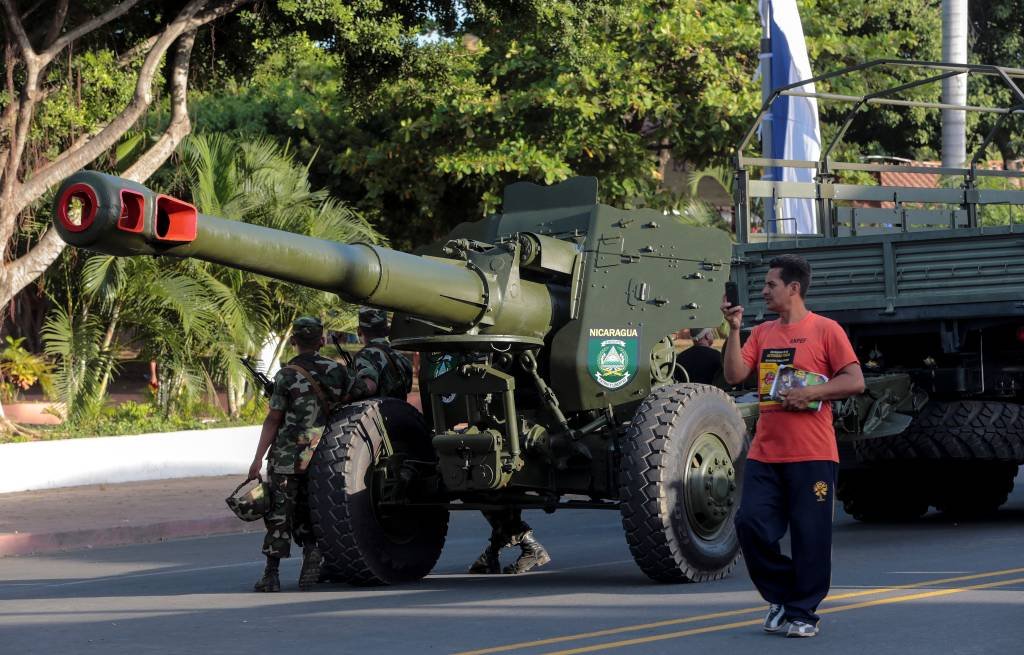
[358,307,389,332]
[292,315,323,338]
[225,478,271,522]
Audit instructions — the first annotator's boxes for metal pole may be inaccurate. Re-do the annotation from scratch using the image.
[760,0,774,234]
[760,3,773,164]
[941,0,968,168]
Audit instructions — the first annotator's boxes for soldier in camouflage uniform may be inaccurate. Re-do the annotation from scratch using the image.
[422,356,549,575]
[246,316,372,592]
[352,308,413,399]
[352,309,551,575]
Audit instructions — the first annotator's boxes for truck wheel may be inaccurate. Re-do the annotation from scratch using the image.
[619,384,747,583]
[309,398,449,586]
[931,462,1018,518]
[852,401,1024,516]
[853,401,1024,462]
[837,468,929,522]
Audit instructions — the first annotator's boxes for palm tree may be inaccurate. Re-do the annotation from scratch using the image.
[176,134,383,416]
[674,165,734,234]
[42,133,383,422]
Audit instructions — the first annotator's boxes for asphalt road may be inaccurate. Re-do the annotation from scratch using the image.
[2,476,1023,655]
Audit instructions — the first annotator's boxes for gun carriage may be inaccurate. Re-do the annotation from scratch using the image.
[54,171,744,584]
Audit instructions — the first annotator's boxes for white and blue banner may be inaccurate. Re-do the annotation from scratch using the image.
[759,0,821,234]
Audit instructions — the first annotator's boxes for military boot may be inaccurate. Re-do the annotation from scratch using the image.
[468,542,502,574]
[298,546,323,591]
[468,529,512,574]
[253,556,281,592]
[503,530,550,574]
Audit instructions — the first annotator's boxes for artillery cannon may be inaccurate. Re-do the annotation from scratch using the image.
[54,170,745,585]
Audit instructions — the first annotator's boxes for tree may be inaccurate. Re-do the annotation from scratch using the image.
[966,0,1024,164]
[0,0,253,318]
[195,0,942,250]
[44,133,382,423]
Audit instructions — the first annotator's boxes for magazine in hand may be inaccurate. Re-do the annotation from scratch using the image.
[768,365,828,411]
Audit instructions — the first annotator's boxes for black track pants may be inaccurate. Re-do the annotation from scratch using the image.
[734,459,838,625]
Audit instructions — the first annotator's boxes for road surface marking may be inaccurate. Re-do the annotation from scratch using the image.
[453,566,1024,655]
[534,576,1024,655]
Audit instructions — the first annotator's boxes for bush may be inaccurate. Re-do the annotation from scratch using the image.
[0,336,54,403]
[0,400,257,444]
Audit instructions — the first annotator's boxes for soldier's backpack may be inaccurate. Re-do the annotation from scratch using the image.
[365,344,413,399]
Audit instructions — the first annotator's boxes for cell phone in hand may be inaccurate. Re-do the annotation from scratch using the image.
[725,281,740,307]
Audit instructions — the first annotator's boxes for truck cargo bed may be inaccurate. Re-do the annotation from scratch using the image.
[733,225,1024,326]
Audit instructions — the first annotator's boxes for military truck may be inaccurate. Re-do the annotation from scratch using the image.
[731,60,1024,521]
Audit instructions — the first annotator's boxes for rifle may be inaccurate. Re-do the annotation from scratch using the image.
[241,356,275,398]
[329,331,355,367]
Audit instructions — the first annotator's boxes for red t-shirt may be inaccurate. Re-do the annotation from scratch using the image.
[740,312,859,463]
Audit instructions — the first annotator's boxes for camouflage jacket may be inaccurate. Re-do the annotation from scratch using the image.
[352,338,413,399]
[267,352,355,474]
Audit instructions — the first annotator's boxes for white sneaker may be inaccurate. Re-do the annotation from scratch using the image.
[762,603,787,632]
[786,620,819,638]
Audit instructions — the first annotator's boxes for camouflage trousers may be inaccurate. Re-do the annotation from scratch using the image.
[262,472,315,558]
[482,508,530,543]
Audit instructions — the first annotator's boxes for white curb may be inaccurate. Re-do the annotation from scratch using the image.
[0,426,261,494]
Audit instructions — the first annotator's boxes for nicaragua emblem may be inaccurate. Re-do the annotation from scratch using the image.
[587,328,640,389]
[813,481,829,502]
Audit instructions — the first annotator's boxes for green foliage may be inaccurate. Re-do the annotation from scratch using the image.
[967,1,1024,162]
[0,402,256,444]
[0,337,54,403]
[42,132,382,424]
[41,304,114,424]
[192,0,944,249]
[32,49,147,163]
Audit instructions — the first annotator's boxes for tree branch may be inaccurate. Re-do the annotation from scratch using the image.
[14,0,216,213]
[43,0,70,50]
[1,39,16,139]
[0,0,36,58]
[40,0,144,65]
[0,0,254,309]
[0,226,64,304]
[194,0,253,25]
[122,31,197,182]
[117,34,160,68]
[18,0,45,22]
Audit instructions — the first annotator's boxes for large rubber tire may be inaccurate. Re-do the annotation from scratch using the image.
[619,384,748,583]
[929,462,1019,518]
[853,401,1024,462]
[837,467,930,522]
[849,401,1024,520]
[308,398,449,586]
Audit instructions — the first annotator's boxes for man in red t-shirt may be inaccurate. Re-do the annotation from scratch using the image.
[722,253,864,638]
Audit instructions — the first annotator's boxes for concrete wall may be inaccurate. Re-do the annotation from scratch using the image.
[0,426,261,494]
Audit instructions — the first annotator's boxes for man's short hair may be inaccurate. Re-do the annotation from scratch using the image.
[768,253,811,298]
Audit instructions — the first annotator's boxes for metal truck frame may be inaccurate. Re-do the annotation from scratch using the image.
[731,60,1024,521]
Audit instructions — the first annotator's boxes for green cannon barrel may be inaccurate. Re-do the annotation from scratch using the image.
[53,171,554,336]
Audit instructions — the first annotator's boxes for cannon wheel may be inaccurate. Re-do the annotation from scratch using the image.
[619,384,747,583]
[309,398,449,586]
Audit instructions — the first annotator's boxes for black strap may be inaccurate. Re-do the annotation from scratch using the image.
[285,364,337,416]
